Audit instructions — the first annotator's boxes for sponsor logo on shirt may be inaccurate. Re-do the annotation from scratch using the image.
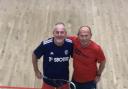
[48,57,69,62]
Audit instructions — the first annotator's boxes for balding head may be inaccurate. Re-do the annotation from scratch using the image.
[78,26,92,36]
[77,26,92,47]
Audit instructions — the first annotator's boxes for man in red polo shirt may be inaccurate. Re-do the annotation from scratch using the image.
[69,26,106,89]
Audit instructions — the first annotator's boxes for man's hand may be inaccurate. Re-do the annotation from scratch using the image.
[95,75,101,83]
[35,71,42,79]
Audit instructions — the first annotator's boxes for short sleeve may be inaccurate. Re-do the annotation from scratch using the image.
[33,41,45,59]
[96,46,106,63]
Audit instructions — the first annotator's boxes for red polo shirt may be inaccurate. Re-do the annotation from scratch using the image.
[69,36,105,83]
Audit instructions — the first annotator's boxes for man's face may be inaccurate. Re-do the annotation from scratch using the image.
[78,27,92,46]
[53,24,67,44]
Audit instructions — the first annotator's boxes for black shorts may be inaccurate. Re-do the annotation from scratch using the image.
[71,80,96,89]
[43,77,67,88]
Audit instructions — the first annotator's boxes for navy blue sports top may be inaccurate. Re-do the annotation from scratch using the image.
[34,37,73,80]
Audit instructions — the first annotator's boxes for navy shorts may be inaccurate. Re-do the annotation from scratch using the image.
[43,77,67,88]
[71,80,96,89]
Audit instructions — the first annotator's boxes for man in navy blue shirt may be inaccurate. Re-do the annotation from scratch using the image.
[32,22,73,89]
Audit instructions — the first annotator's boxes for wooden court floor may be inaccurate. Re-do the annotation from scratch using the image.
[0,0,128,89]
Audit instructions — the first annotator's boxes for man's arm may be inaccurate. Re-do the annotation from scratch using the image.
[95,60,106,82]
[32,53,42,79]
[97,60,106,76]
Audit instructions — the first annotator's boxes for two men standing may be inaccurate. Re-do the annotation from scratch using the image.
[32,23,106,89]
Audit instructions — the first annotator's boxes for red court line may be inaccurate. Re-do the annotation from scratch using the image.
[0,86,40,89]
